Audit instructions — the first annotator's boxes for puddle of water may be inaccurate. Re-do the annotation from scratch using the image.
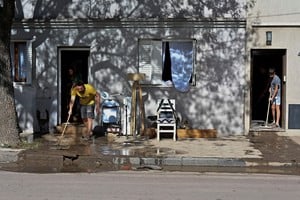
[100,146,118,155]
[99,145,185,157]
[122,140,144,146]
[100,146,135,156]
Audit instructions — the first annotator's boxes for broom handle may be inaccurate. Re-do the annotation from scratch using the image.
[61,113,71,137]
[265,92,272,126]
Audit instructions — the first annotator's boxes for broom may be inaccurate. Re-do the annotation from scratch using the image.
[61,113,71,137]
[264,92,272,127]
[57,113,71,146]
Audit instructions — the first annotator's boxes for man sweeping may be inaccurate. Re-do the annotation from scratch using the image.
[269,68,281,128]
[68,81,101,140]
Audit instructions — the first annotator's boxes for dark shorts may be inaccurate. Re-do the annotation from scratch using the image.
[80,104,95,119]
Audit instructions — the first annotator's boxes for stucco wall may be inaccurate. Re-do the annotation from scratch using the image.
[248,0,300,25]
[12,22,246,135]
[16,0,246,19]
[12,0,247,135]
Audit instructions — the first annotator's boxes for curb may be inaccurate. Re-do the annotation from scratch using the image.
[0,148,24,163]
[245,161,299,167]
[113,156,247,167]
[1,148,298,169]
[113,156,299,168]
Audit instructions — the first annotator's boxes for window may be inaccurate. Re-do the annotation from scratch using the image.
[139,39,196,91]
[10,41,32,84]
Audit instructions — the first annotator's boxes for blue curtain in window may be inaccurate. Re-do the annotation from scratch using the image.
[170,42,193,92]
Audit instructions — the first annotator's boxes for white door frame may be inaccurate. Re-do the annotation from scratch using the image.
[57,47,90,124]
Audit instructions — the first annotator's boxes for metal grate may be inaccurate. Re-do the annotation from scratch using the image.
[288,104,300,129]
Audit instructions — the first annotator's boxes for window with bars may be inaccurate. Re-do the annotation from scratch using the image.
[10,41,32,84]
[138,39,196,92]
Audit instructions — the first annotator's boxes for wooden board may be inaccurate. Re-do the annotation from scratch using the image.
[177,129,217,139]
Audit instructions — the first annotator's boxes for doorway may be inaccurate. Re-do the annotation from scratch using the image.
[59,48,90,123]
[251,49,286,129]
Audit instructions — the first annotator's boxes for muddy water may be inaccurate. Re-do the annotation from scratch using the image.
[1,132,300,175]
[0,136,177,173]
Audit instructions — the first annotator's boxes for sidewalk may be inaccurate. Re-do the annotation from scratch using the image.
[109,132,300,168]
[110,135,262,167]
[0,131,300,172]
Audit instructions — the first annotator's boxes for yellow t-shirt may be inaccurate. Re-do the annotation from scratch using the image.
[71,84,97,105]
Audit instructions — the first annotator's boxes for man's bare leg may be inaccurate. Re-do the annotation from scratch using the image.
[276,105,280,126]
[271,104,276,124]
[87,117,93,136]
[82,118,89,137]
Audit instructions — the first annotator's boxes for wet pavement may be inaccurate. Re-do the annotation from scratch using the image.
[0,131,300,175]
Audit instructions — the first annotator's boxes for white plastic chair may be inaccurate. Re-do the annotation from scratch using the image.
[156,99,176,141]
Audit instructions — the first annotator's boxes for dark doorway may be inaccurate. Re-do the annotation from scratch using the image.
[60,49,89,123]
[251,49,286,128]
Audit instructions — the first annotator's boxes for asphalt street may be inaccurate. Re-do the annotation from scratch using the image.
[0,171,299,200]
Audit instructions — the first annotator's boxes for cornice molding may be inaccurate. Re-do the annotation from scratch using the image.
[252,23,300,28]
[12,19,246,29]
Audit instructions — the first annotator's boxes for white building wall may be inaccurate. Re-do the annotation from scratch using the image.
[12,0,248,136]
[248,0,300,25]
[15,0,247,19]
[247,0,300,133]
[19,23,245,135]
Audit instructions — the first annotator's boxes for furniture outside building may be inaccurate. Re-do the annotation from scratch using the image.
[156,99,177,141]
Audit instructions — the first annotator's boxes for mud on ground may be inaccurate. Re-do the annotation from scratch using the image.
[247,132,300,163]
[0,132,300,174]
[0,135,117,173]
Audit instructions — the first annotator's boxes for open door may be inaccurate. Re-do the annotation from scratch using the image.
[250,49,286,130]
[59,48,90,124]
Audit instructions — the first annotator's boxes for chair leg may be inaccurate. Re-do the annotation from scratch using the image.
[157,125,160,141]
[157,124,177,141]
[173,125,176,141]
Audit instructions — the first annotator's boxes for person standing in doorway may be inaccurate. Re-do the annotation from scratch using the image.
[67,67,82,89]
[269,68,281,127]
[66,67,82,122]
[68,81,101,140]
